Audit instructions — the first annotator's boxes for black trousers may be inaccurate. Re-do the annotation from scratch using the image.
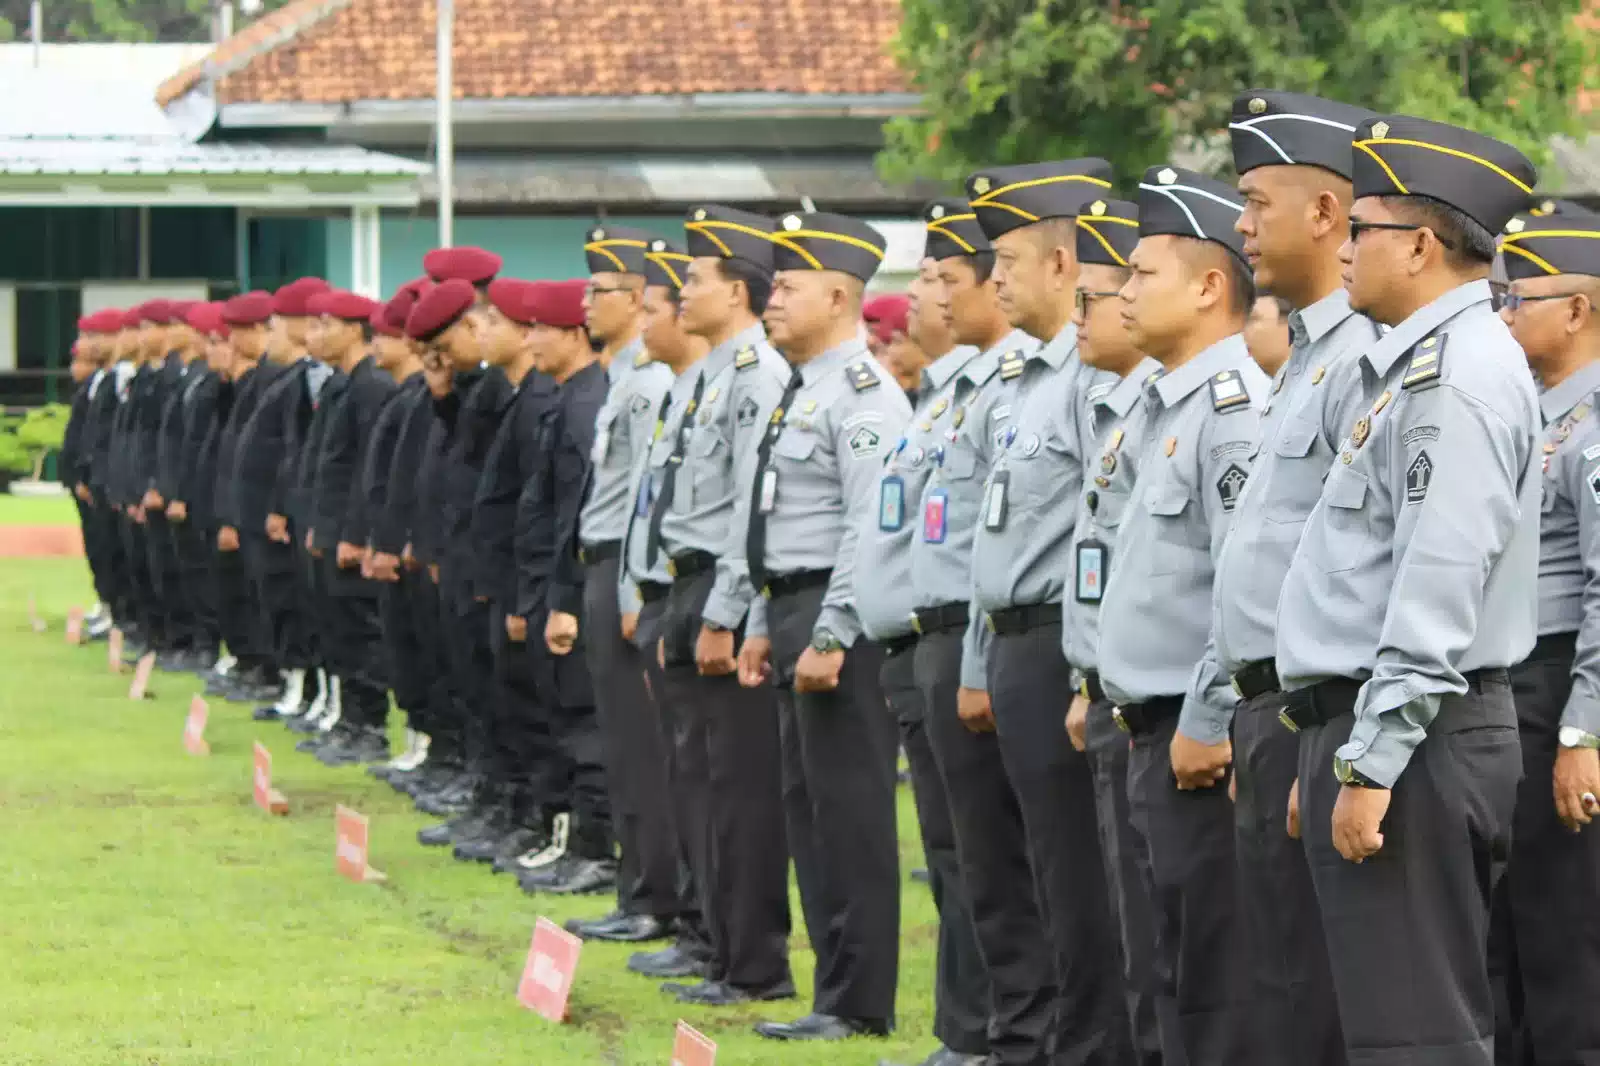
[1084,699,1168,1066]
[583,557,681,920]
[1496,639,1600,1066]
[442,579,496,781]
[214,544,270,667]
[662,571,781,979]
[119,515,158,643]
[882,642,990,1057]
[525,624,610,855]
[76,497,116,610]
[381,573,441,733]
[489,602,566,812]
[988,624,1129,1065]
[918,628,1056,1066]
[321,558,388,729]
[1298,677,1520,1066]
[767,583,900,1024]
[174,521,220,652]
[146,511,196,650]
[1231,692,1346,1066]
[247,533,311,670]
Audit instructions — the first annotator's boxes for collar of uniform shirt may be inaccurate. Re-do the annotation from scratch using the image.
[1153,333,1249,408]
[1289,286,1358,350]
[1102,355,1163,418]
[1358,278,1493,378]
[920,344,979,397]
[797,335,868,386]
[702,321,767,380]
[607,335,644,384]
[1029,320,1080,371]
[1539,356,1600,424]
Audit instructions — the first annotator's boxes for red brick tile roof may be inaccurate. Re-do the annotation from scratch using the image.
[157,0,907,109]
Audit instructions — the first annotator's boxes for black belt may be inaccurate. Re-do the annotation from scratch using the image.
[760,569,831,600]
[667,550,716,580]
[638,581,670,605]
[912,602,968,636]
[1231,659,1281,701]
[1112,695,1180,738]
[1280,667,1512,733]
[882,633,919,657]
[985,602,1062,636]
[1079,669,1106,703]
[578,541,621,566]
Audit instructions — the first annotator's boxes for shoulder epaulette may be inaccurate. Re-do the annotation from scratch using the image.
[998,348,1027,381]
[846,359,881,393]
[1209,369,1250,412]
[1401,334,1446,391]
[634,350,651,368]
[733,345,759,370]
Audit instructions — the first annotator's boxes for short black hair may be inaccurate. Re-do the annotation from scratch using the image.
[1379,194,1497,267]
[1223,252,1257,317]
[1266,294,1294,319]
[360,322,376,343]
[1175,236,1255,317]
[714,257,773,316]
[1026,217,1079,255]
[969,250,996,284]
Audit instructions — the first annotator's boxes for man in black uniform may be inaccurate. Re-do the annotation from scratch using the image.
[147,302,208,672]
[508,279,615,896]
[114,301,171,661]
[64,312,117,636]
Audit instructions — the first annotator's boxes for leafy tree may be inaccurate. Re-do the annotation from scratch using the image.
[15,404,70,481]
[0,0,293,44]
[883,0,1596,187]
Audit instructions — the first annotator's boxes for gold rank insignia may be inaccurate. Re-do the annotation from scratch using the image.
[1371,121,1390,139]
[1210,369,1249,411]
[1373,390,1392,414]
[634,351,651,368]
[693,208,708,222]
[1248,97,1267,114]
[1558,423,1572,443]
[1164,436,1177,457]
[919,421,933,432]
[972,176,992,194]
[1090,200,1107,216]
[952,406,966,429]
[847,360,881,392]
[1110,428,1124,450]
[1094,475,1110,488]
[932,397,949,417]
[1402,335,1445,391]
[704,386,720,404]
[1101,451,1117,475]
[1311,366,1326,385]
[802,399,818,414]
[999,349,1027,381]
[734,345,758,369]
[1351,416,1371,448]
[1544,442,1559,455]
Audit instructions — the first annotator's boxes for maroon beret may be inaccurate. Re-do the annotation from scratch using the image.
[139,299,172,325]
[185,302,227,336]
[222,291,277,326]
[526,279,588,329]
[272,277,332,317]
[79,309,120,333]
[121,308,144,330]
[864,294,910,344]
[165,300,200,325]
[405,278,477,341]
[486,278,543,326]
[309,289,380,322]
[379,287,424,336]
[423,247,502,285]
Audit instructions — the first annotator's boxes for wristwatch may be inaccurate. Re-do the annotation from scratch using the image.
[1559,726,1600,750]
[810,629,845,654]
[703,620,730,634]
[1333,756,1388,789]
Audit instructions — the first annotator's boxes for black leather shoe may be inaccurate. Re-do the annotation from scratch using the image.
[453,809,516,863]
[628,943,709,980]
[417,810,485,848]
[671,978,796,1006]
[754,1013,891,1041]
[489,828,549,874]
[416,774,481,816]
[543,857,617,896]
[879,1048,991,1066]
[565,912,672,943]
[317,729,389,767]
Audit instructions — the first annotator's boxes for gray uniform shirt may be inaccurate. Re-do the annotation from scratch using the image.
[910,329,1035,690]
[1534,367,1600,735]
[1063,356,1164,674]
[688,325,792,631]
[580,337,674,549]
[618,355,681,613]
[742,337,913,644]
[856,345,980,643]
[972,323,1115,613]
[1100,335,1268,710]
[1180,289,1379,742]
[1275,280,1540,787]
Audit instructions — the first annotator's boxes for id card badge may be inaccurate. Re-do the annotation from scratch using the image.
[879,475,906,532]
[922,488,948,543]
[1075,538,1108,603]
[758,468,779,514]
[984,470,1010,531]
[635,474,654,518]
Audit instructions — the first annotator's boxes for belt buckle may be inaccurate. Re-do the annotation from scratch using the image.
[1112,707,1130,734]
[1278,706,1301,733]
[667,558,678,578]
[1231,676,1245,698]
[1078,678,1089,700]
[984,613,996,634]
[910,613,924,635]
[761,584,773,600]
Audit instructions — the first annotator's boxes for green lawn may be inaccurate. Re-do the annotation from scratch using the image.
[0,558,939,1065]
[0,490,78,525]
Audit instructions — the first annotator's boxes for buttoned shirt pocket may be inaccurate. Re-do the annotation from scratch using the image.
[773,431,816,463]
[1014,433,1079,509]
[688,424,728,497]
[1541,473,1560,517]
[943,441,978,482]
[1316,465,1369,574]
[1145,480,1201,577]
[1264,416,1323,524]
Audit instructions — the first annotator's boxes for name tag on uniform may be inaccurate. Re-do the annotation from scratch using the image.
[635,475,654,518]
[593,429,611,465]
[922,488,948,543]
[879,475,906,532]
[758,469,778,514]
[984,471,1009,531]
[1075,539,1108,603]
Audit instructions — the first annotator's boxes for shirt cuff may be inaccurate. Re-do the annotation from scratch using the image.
[701,589,749,631]
[815,605,861,649]
[1177,693,1234,746]
[1335,717,1416,789]
[1560,691,1600,736]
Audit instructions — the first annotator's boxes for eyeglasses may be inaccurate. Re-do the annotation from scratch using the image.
[1494,290,1592,312]
[1075,290,1122,316]
[1348,219,1456,250]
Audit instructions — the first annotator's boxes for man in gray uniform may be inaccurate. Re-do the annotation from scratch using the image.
[644,206,794,1005]
[568,226,681,943]
[1099,165,1269,1065]
[1275,116,1539,1066]
[912,200,1056,1066]
[857,209,987,1066]
[1059,196,1168,1066]
[966,159,1131,1065]
[733,212,911,1043]
[1178,90,1377,1066]
[1489,211,1600,1065]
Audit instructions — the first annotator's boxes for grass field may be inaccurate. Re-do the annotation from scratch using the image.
[0,512,939,1065]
